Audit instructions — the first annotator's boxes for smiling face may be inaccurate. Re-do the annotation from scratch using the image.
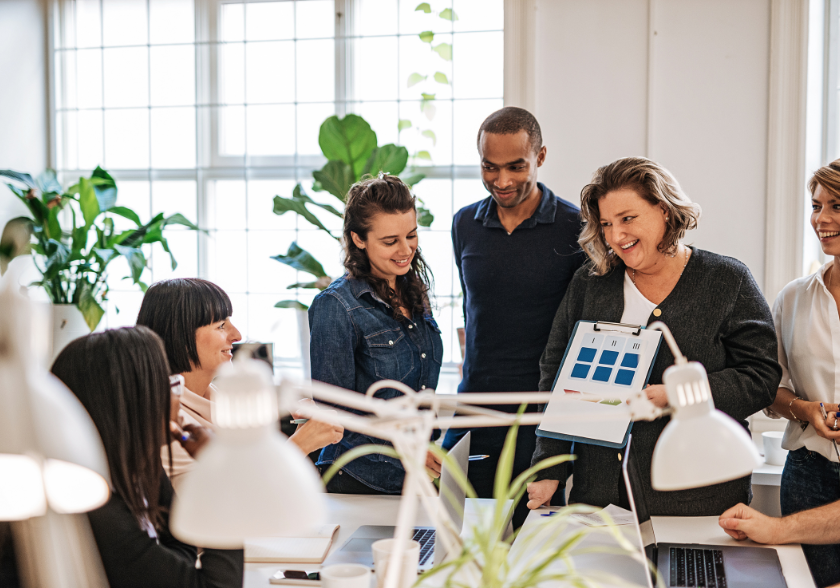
[812,183,840,257]
[598,187,669,273]
[479,130,546,210]
[193,317,242,375]
[351,210,418,288]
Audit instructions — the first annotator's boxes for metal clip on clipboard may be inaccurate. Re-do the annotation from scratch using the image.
[593,321,643,336]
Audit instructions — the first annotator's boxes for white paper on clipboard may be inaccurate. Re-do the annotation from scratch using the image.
[537,321,663,447]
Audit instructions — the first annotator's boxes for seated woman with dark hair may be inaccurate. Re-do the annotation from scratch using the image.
[51,327,243,588]
[137,278,343,489]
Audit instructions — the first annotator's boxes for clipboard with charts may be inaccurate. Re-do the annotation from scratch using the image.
[536,321,663,449]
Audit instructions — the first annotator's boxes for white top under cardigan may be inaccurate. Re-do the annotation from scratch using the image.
[765,262,840,462]
[161,384,215,492]
[620,271,658,326]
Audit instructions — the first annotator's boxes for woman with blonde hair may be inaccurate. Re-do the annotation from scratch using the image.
[759,159,840,586]
[526,156,781,516]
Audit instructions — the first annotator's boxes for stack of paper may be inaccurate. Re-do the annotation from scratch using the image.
[245,524,340,563]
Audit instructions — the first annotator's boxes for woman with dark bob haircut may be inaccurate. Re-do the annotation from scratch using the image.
[308,174,444,495]
[137,278,343,489]
[51,327,243,588]
[526,156,781,517]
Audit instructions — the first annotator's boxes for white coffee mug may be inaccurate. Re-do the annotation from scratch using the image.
[320,563,371,588]
[762,431,787,466]
[371,538,420,588]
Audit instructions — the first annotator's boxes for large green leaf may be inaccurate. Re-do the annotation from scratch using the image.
[273,195,333,235]
[0,170,36,189]
[400,172,426,187]
[107,205,142,226]
[318,114,378,178]
[42,239,71,280]
[274,300,309,311]
[77,282,104,331]
[0,217,34,274]
[35,169,63,197]
[363,144,409,177]
[417,205,434,227]
[92,247,117,265]
[291,184,342,217]
[78,177,100,227]
[162,213,201,231]
[46,206,62,241]
[270,241,327,277]
[114,244,147,282]
[311,160,354,203]
[91,167,117,211]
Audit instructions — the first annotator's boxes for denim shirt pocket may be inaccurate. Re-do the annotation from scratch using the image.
[365,328,415,382]
[424,316,444,367]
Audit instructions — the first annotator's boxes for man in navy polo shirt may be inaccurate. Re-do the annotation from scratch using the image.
[443,107,584,527]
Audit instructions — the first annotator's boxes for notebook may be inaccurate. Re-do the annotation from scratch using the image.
[244,524,340,563]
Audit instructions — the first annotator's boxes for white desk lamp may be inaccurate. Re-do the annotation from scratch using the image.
[171,322,760,588]
[0,274,110,521]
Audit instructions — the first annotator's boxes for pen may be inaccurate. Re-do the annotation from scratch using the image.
[819,403,840,461]
[468,454,490,461]
[291,419,308,425]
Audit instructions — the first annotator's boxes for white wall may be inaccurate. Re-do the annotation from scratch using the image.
[0,0,49,230]
[533,0,771,289]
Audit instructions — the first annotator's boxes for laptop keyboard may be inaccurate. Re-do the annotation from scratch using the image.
[412,528,436,565]
[670,547,727,587]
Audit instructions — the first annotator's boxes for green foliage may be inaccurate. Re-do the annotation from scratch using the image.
[434,71,449,84]
[439,8,458,21]
[419,30,435,43]
[271,114,433,309]
[408,73,427,87]
[432,42,453,61]
[0,167,202,330]
[415,2,432,13]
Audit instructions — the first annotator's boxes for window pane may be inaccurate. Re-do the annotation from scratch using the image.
[220,43,245,104]
[57,111,78,170]
[247,294,300,358]
[78,109,104,170]
[294,229,343,283]
[104,108,149,169]
[295,1,333,40]
[151,180,197,220]
[150,0,194,45]
[399,99,453,166]
[296,39,335,103]
[248,179,300,230]
[58,50,77,110]
[208,230,248,294]
[62,0,77,49]
[152,230,198,281]
[453,99,501,165]
[399,0,453,36]
[76,48,102,109]
[75,0,102,49]
[151,107,196,169]
[220,105,246,156]
[209,180,247,231]
[419,230,454,296]
[113,180,151,230]
[435,301,455,364]
[399,34,453,101]
[354,37,398,102]
[411,178,453,230]
[454,178,486,220]
[102,0,147,47]
[150,45,195,107]
[103,47,149,108]
[356,101,398,147]
[245,1,294,41]
[452,31,503,99]
[248,230,296,293]
[356,0,397,37]
[246,41,295,104]
[452,0,504,33]
[297,103,335,155]
[246,105,296,155]
[221,3,245,42]
[105,291,144,329]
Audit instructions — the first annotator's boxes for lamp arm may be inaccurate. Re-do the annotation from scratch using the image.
[647,321,687,365]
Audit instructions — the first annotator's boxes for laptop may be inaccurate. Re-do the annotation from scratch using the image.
[621,435,787,588]
[323,432,471,572]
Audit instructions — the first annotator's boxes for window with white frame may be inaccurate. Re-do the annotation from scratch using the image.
[52,0,504,375]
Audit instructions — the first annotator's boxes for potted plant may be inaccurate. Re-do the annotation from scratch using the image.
[0,167,201,355]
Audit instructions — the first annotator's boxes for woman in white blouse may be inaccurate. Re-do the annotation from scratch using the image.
[766,159,840,587]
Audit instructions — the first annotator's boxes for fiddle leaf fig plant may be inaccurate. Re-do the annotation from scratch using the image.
[272,114,433,311]
[0,167,202,331]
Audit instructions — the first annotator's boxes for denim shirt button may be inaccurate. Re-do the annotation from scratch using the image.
[408,324,413,329]
[421,353,426,359]
[421,385,426,390]
[389,340,394,346]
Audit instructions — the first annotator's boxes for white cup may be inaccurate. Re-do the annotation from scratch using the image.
[371,538,420,588]
[320,563,372,588]
[763,431,788,466]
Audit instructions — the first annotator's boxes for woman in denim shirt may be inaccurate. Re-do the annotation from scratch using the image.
[309,175,444,494]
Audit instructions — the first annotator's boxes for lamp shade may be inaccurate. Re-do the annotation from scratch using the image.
[170,356,326,549]
[651,361,761,490]
[0,277,110,520]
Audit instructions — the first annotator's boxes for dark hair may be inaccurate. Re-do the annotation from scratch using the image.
[476,106,543,154]
[343,175,432,320]
[51,327,172,532]
[137,278,233,374]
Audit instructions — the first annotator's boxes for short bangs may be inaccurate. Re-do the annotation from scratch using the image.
[136,278,233,374]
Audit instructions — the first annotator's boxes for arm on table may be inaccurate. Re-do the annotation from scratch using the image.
[720,501,840,545]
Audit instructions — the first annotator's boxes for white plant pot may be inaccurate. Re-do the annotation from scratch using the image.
[51,304,91,363]
[296,307,311,380]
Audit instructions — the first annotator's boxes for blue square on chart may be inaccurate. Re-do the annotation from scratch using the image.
[615,369,635,386]
[577,347,597,363]
[571,363,591,379]
[599,350,619,365]
[592,366,612,382]
[621,353,639,368]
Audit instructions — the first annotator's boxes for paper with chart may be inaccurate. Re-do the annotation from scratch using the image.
[537,321,663,447]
